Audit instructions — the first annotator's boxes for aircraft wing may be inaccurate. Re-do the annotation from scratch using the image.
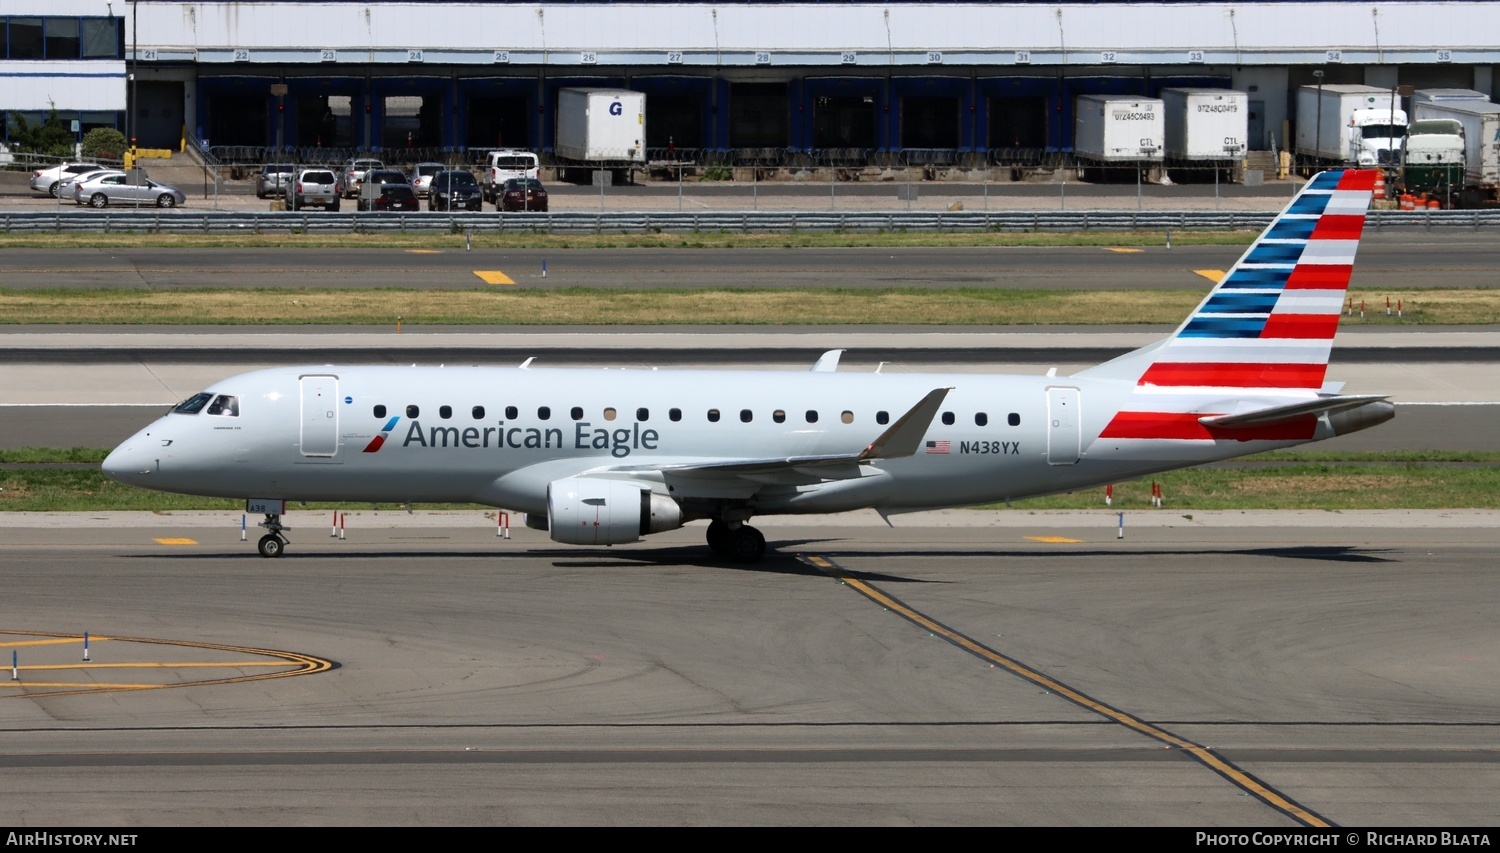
[1198,394,1390,428]
[610,387,951,486]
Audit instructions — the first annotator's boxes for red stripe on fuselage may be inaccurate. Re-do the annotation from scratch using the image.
[1260,313,1340,339]
[1139,362,1327,388]
[1100,411,1319,441]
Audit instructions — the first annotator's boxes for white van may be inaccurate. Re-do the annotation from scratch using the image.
[481,149,540,203]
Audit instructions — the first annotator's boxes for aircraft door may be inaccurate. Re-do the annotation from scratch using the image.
[300,374,340,457]
[1046,386,1080,465]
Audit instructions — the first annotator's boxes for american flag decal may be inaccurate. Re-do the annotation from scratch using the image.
[925,440,951,454]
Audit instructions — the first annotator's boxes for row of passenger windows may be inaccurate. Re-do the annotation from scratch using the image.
[375,403,1022,427]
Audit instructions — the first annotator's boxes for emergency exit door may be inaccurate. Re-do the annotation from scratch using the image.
[300,374,340,457]
[1047,387,1080,465]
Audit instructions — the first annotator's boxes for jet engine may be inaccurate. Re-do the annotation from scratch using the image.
[546,476,683,545]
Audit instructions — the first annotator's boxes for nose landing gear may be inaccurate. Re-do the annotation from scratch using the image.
[257,514,289,558]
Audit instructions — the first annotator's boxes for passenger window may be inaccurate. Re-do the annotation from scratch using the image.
[841,411,854,424]
[941,412,955,426]
[707,409,721,423]
[374,404,386,418]
[806,410,819,424]
[636,408,649,421]
[669,408,682,422]
[603,407,617,422]
[975,412,988,427]
[538,406,551,420]
[439,405,453,420]
[1008,413,1020,427]
[171,392,214,415]
[506,406,518,419]
[472,406,485,419]
[571,406,583,421]
[773,410,786,424]
[740,409,753,423]
[406,404,420,418]
[876,411,889,425]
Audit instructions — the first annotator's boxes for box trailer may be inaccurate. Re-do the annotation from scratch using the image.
[1073,95,1163,180]
[554,88,646,184]
[1294,84,1406,169]
[1161,88,1247,180]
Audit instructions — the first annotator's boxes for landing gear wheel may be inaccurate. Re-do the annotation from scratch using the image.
[706,519,731,555]
[257,533,286,558]
[727,525,766,563]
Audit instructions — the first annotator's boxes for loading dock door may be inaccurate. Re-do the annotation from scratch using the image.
[1047,387,1081,465]
[300,374,340,458]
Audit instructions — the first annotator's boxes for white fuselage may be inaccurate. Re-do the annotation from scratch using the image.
[103,363,1339,518]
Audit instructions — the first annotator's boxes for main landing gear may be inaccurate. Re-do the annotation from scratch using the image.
[706,518,766,563]
[257,513,289,558]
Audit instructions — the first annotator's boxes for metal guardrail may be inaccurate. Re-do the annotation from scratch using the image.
[0,209,1498,235]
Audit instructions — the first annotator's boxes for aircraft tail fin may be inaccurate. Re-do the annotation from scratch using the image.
[1076,169,1378,393]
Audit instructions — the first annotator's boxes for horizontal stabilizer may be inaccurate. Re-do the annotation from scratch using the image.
[1198,394,1390,428]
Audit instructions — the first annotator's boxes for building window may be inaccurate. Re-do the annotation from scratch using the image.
[81,18,119,59]
[44,18,80,60]
[8,19,44,60]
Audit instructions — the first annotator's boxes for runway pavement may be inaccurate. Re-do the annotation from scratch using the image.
[1,511,1496,826]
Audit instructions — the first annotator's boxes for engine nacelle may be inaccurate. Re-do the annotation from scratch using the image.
[546,476,683,545]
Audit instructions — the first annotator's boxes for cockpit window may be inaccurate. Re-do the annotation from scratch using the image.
[206,394,240,417]
[171,392,214,415]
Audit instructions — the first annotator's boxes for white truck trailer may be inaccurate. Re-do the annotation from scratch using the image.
[554,88,646,185]
[1294,84,1406,170]
[1073,95,1163,181]
[1411,94,1500,207]
[1160,88,1248,181]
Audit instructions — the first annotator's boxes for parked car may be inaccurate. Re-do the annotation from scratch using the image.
[31,162,107,197]
[497,177,549,212]
[356,169,410,210]
[255,163,296,198]
[340,157,384,198]
[407,162,444,197]
[58,168,124,201]
[480,149,540,203]
[367,183,420,212]
[290,168,341,211]
[72,173,186,208]
[427,169,483,211]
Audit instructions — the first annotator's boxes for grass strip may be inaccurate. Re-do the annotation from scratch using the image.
[2,287,1495,326]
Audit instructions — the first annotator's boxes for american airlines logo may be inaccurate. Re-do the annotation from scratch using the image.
[394,419,661,458]
[362,416,401,452]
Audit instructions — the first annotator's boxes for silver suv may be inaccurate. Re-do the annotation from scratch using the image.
[340,158,384,199]
[255,163,296,198]
[290,168,341,211]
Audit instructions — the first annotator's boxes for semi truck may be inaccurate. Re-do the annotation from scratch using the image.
[1294,84,1406,170]
[1160,87,1248,181]
[1399,119,1465,200]
[1411,93,1500,208]
[1073,94,1163,181]
[554,88,646,185]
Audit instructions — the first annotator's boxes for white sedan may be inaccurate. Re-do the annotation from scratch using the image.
[72,173,187,208]
[30,162,108,197]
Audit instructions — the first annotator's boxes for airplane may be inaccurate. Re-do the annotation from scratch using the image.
[102,169,1393,562]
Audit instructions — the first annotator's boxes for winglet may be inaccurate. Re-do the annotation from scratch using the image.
[859,387,951,460]
[811,350,845,372]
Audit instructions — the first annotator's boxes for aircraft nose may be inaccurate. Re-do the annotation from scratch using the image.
[102,438,154,485]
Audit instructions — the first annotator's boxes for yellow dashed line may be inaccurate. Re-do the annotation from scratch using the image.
[1025,535,1082,543]
[1195,269,1226,283]
[1105,247,1144,254]
[474,270,515,285]
[153,537,198,545]
[801,554,1334,828]
[405,249,442,254]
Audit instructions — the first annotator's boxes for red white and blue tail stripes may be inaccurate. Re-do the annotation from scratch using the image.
[1089,169,1377,444]
[1140,169,1376,392]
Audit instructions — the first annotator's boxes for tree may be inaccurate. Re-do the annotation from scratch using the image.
[8,109,75,158]
[82,127,128,160]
